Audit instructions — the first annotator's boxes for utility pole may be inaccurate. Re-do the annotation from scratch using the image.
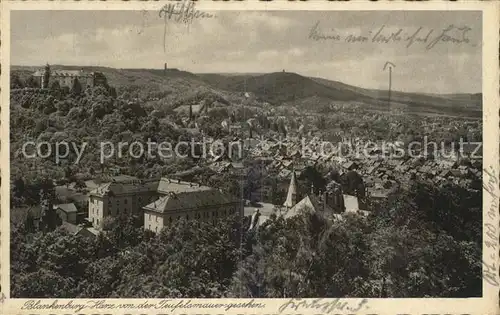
[383,61,396,111]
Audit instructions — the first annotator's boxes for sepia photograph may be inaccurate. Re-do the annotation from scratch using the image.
[3,2,497,311]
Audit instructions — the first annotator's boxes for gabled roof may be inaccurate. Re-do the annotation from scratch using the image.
[285,194,335,219]
[285,195,317,219]
[157,178,212,195]
[61,222,83,235]
[143,189,239,214]
[54,203,77,213]
[90,179,159,197]
[33,69,94,77]
[283,170,298,208]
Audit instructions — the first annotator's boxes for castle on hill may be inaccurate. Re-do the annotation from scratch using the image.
[33,64,107,89]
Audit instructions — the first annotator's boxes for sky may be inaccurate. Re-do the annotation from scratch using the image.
[11,9,482,94]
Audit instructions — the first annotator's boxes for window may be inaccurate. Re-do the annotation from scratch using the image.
[149,224,151,230]
[149,213,151,220]
[156,216,158,222]
[124,199,128,204]
[169,217,172,223]
[212,211,215,217]
[186,215,189,220]
[155,227,158,233]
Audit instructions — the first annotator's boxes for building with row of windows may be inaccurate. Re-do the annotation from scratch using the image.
[33,65,107,89]
[88,176,242,232]
[143,178,242,233]
[88,178,159,229]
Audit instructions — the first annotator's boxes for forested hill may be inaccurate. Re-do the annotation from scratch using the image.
[198,72,482,117]
[12,65,481,117]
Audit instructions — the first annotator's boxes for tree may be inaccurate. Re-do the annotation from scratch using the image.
[25,76,39,88]
[50,80,61,91]
[43,64,51,89]
[108,86,117,99]
[74,179,86,191]
[71,77,82,95]
[11,73,24,89]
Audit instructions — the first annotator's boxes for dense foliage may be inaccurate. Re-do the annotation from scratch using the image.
[10,72,482,298]
[11,179,481,298]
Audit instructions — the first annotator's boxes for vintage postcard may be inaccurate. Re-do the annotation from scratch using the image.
[1,0,499,314]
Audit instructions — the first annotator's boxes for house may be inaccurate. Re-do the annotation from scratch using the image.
[54,203,78,224]
[88,176,160,229]
[366,162,380,175]
[440,169,453,178]
[60,222,99,239]
[343,161,358,171]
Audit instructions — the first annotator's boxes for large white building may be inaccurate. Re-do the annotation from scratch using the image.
[88,176,242,233]
[88,177,159,229]
[143,178,242,233]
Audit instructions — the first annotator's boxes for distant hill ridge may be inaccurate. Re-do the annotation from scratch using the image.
[11,65,481,116]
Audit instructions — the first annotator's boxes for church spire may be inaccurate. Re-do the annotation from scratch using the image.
[283,170,298,209]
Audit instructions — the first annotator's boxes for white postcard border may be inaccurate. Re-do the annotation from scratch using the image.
[1,1,499,314]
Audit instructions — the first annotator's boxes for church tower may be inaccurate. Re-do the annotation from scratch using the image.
[283,170,298,209]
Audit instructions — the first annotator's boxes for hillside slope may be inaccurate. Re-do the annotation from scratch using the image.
[12,65,212,94]
[197,72,372,104]
[311,77,481,112]
[12,66,482,117]
[198,72,481,116]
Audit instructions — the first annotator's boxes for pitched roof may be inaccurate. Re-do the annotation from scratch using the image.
[143,189,239,213]
[283,170,298,208]
[54,203,77,213]
[33,69,94,77]
[61,222,83,235]
[285,195,317,219]
[285,194,336,219]
[90,179,159,197]
[157,178,212,194]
